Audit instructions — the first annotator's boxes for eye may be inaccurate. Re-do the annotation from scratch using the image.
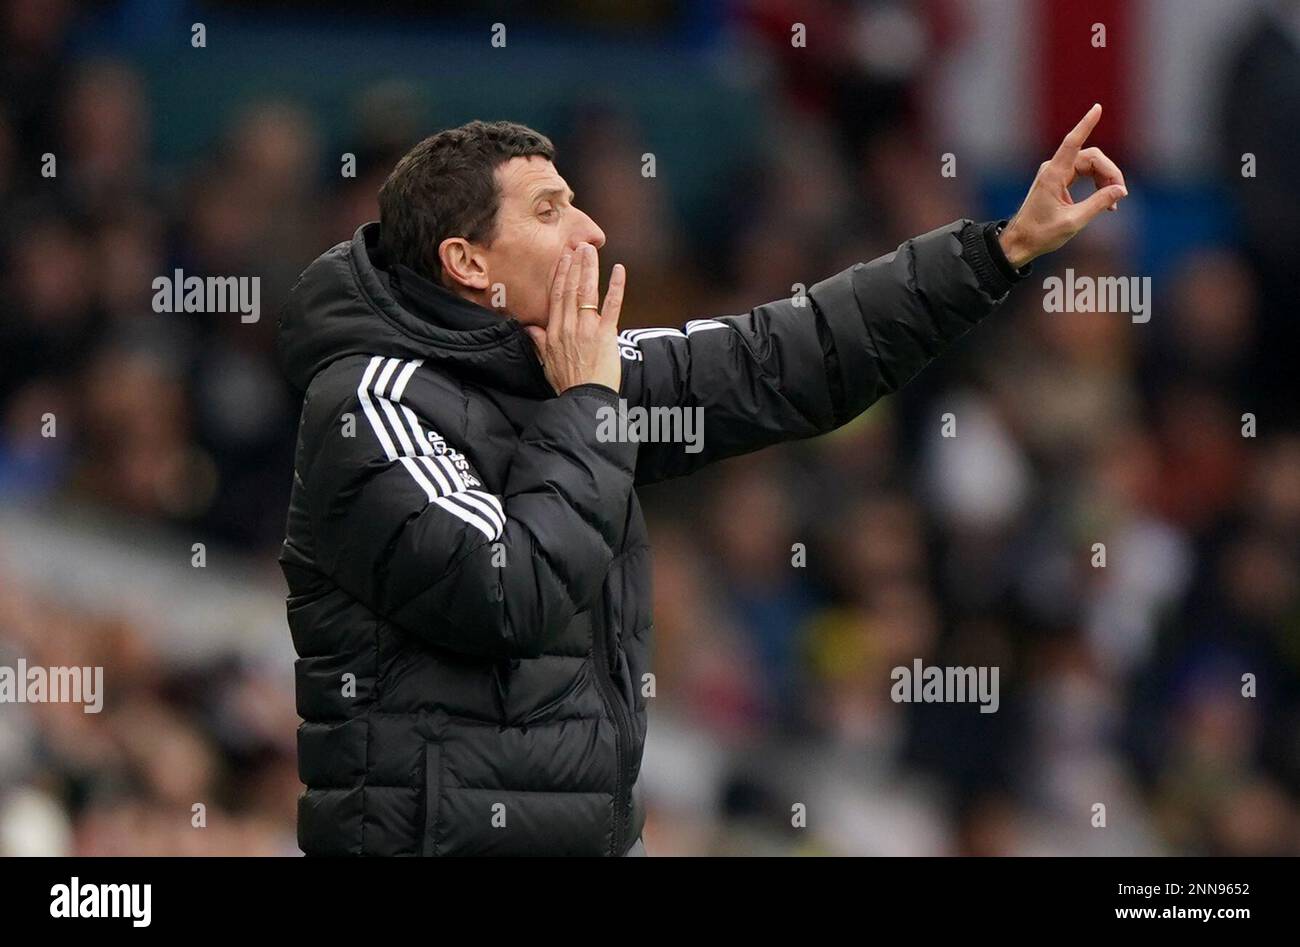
[538,205,558,221]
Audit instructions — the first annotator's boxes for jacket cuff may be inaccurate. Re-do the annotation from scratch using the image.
[564,382,621,404]
[960,219,1031,299]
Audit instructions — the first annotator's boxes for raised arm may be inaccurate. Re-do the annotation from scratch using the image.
[616,104,1127,484]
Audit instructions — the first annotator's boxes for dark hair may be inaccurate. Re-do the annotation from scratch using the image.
[377,120,555,287]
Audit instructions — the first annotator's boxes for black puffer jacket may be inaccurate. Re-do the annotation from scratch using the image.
[276,219,1024,856]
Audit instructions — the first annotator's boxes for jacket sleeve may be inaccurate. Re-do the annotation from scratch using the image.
[621,219,1028,484]
[302,356,637,660]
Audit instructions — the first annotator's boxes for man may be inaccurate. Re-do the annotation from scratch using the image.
[277,109,1125,856]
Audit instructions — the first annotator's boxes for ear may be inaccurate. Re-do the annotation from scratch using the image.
[438,237,491,292]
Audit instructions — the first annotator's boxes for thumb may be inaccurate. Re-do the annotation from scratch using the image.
[524,325,546,351]
[1075,184,1128,226]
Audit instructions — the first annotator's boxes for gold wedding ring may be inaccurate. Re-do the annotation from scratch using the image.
[578,304,600,312]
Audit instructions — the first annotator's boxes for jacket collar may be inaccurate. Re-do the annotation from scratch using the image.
[278,222,554,400]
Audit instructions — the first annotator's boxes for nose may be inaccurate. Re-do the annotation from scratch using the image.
[571,209,605,251]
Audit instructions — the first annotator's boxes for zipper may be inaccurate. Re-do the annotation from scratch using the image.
[491,657,518,729]
[514,323,558,397]
[589,617,635,856]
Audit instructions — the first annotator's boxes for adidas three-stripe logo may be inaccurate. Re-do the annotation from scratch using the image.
[357,356,505,541]
[617,319,728,348]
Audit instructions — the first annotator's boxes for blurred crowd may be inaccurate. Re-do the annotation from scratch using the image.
[1,0,1297,855]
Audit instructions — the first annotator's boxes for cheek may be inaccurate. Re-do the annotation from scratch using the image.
[495,241,562,324]
[542,247,565,282]
[534,254,562,302]
[513,278,551,327]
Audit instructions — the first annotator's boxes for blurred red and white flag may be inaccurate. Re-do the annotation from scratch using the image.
[930,0,1270,175]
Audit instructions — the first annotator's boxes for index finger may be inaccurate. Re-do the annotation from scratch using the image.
[548,250,575,332]
[1050,103,1102,172]
[578,243,599,314]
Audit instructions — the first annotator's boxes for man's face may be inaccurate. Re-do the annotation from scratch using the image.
[474,155,606,326]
